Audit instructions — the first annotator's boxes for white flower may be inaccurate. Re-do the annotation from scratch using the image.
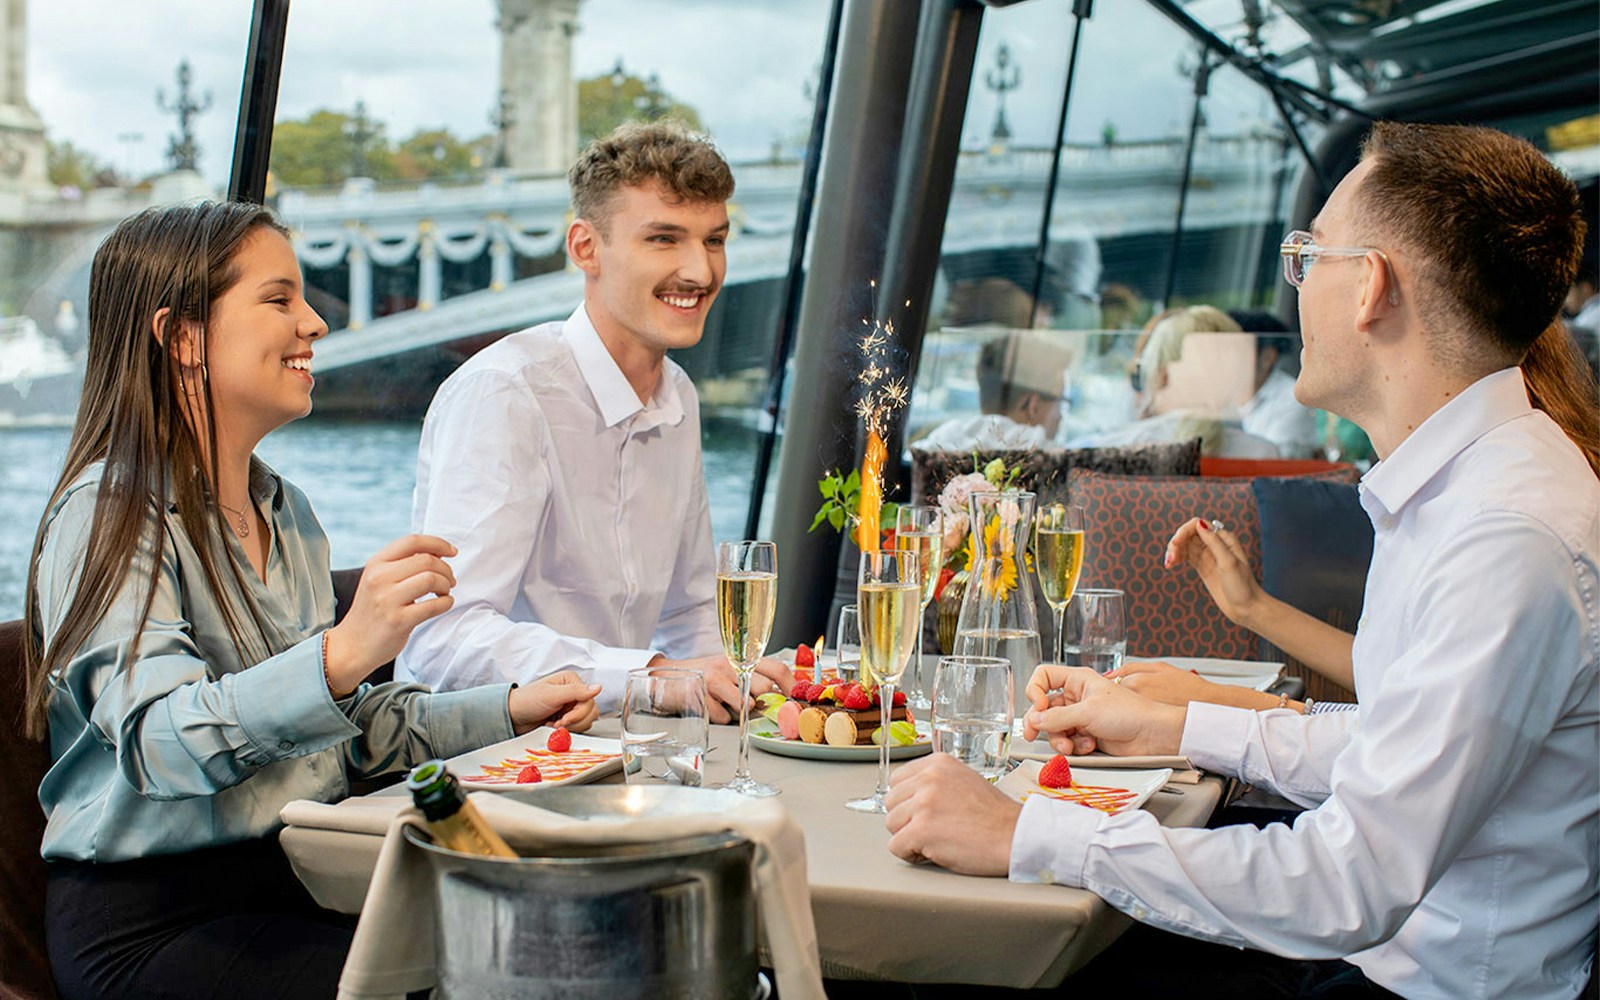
[938,472,995,518]
[941,512,969,554]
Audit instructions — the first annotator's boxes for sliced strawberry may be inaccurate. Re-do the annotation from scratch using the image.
[1038,755,1073,789]
[516,763,543,784]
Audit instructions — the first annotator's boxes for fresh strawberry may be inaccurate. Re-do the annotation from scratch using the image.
[842,686,872,711]
[546,727,572,753]
[892,690,907,707]
[793,667,814,685]
[516,763,543,784]
[1038,755,1073,789]
[795,643,815,668]
[798,683,820,703]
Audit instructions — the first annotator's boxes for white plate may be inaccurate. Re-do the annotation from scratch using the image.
[447,727,625,790]
[1021,766,1172,815]
[1161,656,1284,692]
[748,717,933,762]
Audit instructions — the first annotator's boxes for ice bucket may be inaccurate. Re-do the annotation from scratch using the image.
[404,784,763,1000]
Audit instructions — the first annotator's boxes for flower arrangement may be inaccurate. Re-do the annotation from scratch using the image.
[933,456,1024,602]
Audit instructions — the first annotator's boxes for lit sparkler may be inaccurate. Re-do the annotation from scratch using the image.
[853,284,913,554]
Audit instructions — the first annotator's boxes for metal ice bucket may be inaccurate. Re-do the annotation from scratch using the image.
[404,784,763,1000]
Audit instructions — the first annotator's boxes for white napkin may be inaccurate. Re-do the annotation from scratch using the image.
[331,791,824,1000]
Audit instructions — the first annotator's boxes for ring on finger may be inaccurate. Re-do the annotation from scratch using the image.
[1112,675,1123,685]
[1209,519,1225,533]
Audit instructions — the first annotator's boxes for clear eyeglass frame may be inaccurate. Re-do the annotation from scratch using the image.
[1279,229,1399,305]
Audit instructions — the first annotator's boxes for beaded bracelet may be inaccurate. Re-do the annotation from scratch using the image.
[322,631,352,699]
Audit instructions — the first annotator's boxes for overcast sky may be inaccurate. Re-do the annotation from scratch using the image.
[27,0,1287,190]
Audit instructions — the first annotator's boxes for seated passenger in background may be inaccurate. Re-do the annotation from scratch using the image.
[28,202,600,1000]
[1071,305,1279,457]
[884,122,1599,999]
[914,329,1072,451]
[1228,309,1323,457]
[399,121,791,722]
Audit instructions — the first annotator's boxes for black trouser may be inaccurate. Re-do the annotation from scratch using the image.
[46,836,356,1000]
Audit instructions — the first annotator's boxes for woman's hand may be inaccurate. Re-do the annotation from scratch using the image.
[1164,518,1266,628]
[509,671,602,734]
[324,535,458,693]
[1107,660,1283,711]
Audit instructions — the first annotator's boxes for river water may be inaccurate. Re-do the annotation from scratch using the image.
[0,416,766,619]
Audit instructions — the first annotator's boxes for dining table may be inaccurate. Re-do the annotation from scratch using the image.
[280,713,1223,989]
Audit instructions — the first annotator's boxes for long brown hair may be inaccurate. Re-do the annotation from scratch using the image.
[1523,322,1600,478]
[23,202,289,738]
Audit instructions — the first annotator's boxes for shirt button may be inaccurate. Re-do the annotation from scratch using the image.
[277,739,294,751]
[1037,870,1055,885]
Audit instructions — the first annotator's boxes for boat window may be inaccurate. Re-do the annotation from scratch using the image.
[0,0,250,618]
[258,0,836,572]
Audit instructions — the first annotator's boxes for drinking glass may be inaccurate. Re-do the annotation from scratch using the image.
[1034,503,1086,661]
[621,667,710,787]
[895,505,944,712]
[834,604,861,683]
[931,655,1013,780]
[846,549,922,814]
[715,540,780,797]
[1060,588,1126,675]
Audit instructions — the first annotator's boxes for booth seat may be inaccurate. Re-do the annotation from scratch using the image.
[910,438,1202,508]
[1067,465,1364,705]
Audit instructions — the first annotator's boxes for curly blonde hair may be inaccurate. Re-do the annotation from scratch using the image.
[568,120,735,236]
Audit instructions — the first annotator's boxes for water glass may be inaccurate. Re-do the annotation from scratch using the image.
[1060,588,1127,675]
[931,656,1013,780]
[621,667,710,787]
[834,604,861,682]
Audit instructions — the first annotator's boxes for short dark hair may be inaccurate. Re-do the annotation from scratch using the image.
[1358,122,1585,362]
[1227,309,1295,358]
[568,120,734,236]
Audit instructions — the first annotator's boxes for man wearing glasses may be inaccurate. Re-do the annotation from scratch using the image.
[886,122,1598,999]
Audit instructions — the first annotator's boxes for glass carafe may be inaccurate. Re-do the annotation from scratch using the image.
[953,490,1042,729]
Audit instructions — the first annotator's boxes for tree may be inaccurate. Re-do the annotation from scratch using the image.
[577,67,704,146]
[269,109,398,188]
[393,128,484,181]
[47,140,119,189]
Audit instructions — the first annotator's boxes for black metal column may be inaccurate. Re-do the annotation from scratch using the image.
[228,0,290,203]
[768,0,977,647]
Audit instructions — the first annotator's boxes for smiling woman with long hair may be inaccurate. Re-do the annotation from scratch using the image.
[23,201,601,1000]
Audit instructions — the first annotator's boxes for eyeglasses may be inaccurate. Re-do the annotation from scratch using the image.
[1279,230,1398,300]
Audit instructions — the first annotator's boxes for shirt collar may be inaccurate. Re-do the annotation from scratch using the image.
[562,304,684,430]
[1360,366,1531,518]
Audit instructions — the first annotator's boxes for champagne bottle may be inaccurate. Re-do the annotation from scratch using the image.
[405,760,518,858]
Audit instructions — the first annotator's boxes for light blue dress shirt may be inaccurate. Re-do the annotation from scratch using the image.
[34,460,515,862]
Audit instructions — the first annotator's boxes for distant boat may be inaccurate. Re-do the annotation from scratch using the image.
[0,316,80,427]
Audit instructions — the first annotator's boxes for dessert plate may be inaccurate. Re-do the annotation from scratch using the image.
[447,727,625,790]
[1000,763,1173,815]
[747,718,933,762]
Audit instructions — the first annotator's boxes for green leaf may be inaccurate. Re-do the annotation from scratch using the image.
[845,469,860,491]
[809,508,829,532]
[828,509,845,530]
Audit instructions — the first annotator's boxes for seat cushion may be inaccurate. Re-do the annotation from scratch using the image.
[1252,477,1372,704]
[1067,466,1359,660]
[911,438,1202,507]
[0,619,58,1000]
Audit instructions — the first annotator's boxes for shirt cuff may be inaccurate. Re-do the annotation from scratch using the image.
[1008,794,1103,887]
[589,646,662,714]
[1178,701,1254,777]
[231,634,362,762]
[419,683,517,758]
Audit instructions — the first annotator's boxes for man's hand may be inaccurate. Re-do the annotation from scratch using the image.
[508,670,602,734]
[884,754,1020,877]
[1023,664,1187,757]
[649,654,795,724]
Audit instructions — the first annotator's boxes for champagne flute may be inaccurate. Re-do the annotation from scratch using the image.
[1034,504,1086,661]
[845,549,922,814]
[716,540,780,797]
[894,505,944,712]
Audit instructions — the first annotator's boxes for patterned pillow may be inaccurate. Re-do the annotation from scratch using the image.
[911,438,1202,507]
[1067,466,1359,659]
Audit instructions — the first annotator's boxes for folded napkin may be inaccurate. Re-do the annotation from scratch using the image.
[331,791,825,1000]
[281,795,408,836]
[1008,743,1200,782]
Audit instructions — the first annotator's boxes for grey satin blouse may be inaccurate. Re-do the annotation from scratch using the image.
[34,460,514,862]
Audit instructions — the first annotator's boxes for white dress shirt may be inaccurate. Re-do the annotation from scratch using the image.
[398,305,721,711]
[1011,367,1598,1000]
[915,413,1053,452]
[1240,367,1323,458]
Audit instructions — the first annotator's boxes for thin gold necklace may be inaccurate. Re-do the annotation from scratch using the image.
[217,500,252,539]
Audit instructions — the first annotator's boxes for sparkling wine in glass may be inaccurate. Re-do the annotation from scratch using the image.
[894,505,944,713]
[716,540,779,797]
[1034,504,1086,662]
[846,549,922,814]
